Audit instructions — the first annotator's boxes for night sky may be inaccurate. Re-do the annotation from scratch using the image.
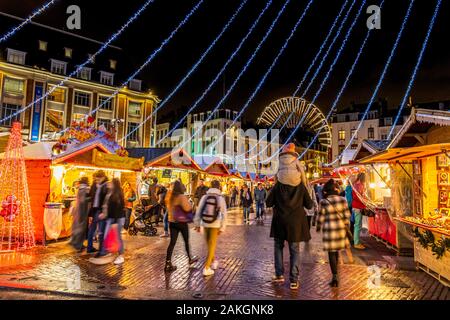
[1,0,449,123]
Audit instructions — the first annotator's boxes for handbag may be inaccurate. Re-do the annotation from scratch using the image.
[326,199,354,242]
[104,223,120,253]
[173,206,194,223]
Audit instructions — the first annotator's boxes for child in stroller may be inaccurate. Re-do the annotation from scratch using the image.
[127,198,160,236]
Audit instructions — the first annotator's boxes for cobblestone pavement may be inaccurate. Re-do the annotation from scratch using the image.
[0,209,448,300]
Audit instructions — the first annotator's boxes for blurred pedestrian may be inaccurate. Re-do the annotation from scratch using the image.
[164,180,198,272]
[352,173,367,250]
[87,170,109,256]
[316,179,352,287]
[240,184,253,224]
[254,183,267,221]
[122,181,136,232]
[230,185,238,208]
[194,180,227,276]
[193,179,209,208]
[69,177,90,252]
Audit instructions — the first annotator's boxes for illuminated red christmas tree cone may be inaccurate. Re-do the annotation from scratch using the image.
[0,122,35,252]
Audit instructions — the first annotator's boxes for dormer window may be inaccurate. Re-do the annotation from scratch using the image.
[64,47,72,58]
[99,71,114,86]
[129,79,142,91]
[77,67,92,81]
[6,49,26,65]
[109,59,117,70]
[39,40,47,51]
[50,59,67,75]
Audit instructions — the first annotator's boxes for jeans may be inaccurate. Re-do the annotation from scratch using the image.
[166,222,191,262]
[204,228,220,269]
[163,210,169,233]
[255,202,264,219]
[274,238,300,283]
[353,208,363,245]
[243,206,250,221]
[87,209,106,254]
[230,197,236,208]
[124,208,132,230]
[102,217,125,255]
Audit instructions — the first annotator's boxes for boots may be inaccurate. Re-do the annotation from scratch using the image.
[164,260,177,272]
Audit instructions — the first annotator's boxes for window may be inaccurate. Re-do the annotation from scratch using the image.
[350,128,357,139]
[98,96,113,111]
[97,118,111,130]
[100,71,114,85]
[74,91,91,107]
[47,86,66,103]
[129,79,142,91]
[338,145,345,154]
[72,113,86,123]
[109,59,117,70]
[39,40,47,51]
[127,122,139,142]
[44,109,64,135]
[3,77,24,95]
[128,101,141,117]
[64,47,72,58]
[6,49,26,65]
[384,117,392,126]
[368,127,375,139]
[381,134,387,140]
[88,53,95,63]
[226,109,230,119]
[1,103,20,126]
[50,59,67,75]
[338,129,345,141]
[200,113,204,122]
[193,114,198,122]
[77,67,91,80]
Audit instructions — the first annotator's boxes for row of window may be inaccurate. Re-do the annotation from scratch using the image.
[5,48,142,91]
[338,127,375,141]
[192,110,238,122]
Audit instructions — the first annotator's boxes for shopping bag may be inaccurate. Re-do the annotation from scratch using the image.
[104,224,120,253]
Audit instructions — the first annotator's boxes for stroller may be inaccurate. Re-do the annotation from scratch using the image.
[127,198,160,236]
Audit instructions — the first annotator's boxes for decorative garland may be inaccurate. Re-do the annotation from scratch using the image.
[413,227,450,259]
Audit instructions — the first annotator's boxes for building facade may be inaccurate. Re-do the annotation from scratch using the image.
[0,16,159,148]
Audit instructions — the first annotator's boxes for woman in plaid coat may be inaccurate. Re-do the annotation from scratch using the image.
[316,179,351,287]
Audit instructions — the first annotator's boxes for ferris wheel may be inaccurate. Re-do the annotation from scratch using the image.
[256,96,332,148]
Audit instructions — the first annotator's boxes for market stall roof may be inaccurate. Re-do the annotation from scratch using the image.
[52,136,118,163]
[388,108,450,148]
[203,160,230,177]
[352,139,390,162]
[359,143,450,163]
[0,141,55,160]
[144,148,203,172]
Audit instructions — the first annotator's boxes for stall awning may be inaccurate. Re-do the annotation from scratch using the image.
[145,148,203,172]
[203,160,230,177]
[360,143,450,163]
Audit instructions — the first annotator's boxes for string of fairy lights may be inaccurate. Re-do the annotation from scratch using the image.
[132,0,277,145]
[0,0,157,125]
[0,0,58,43]
[0,0,443,170]
[154,0,285,146]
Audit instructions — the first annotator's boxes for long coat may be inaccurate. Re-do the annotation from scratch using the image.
[69,184,90,250]
[317,195,351,252]
[266,182,313,243]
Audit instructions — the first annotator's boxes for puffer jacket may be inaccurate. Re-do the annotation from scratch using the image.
[194,188,228,232]
[276,152,305,187]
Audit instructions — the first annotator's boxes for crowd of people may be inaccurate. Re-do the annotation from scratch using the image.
[68,142,369,289]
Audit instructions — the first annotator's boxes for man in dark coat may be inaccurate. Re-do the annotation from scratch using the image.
[266,181,313,289]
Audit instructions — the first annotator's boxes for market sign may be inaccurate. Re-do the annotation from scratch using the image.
[92,149,144,171]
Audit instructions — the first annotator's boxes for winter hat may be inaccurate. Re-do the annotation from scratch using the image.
[281,143,296,154]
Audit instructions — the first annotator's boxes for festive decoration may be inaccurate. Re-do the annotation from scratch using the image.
[0,122,35,251]
[52,120,128,157]
[413,227,450,260]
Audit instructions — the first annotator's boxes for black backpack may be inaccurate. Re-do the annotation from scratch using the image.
[200,195,220,223]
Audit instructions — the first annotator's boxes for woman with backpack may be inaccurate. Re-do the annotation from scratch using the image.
[240,184,253,224]
[316,179,352,287]
[164,180,198,272]
[194,180,227,277]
